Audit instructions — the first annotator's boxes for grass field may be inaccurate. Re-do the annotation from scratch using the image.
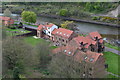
[23,36,48,46]
[103,52,120,76]
[105,43,120,51]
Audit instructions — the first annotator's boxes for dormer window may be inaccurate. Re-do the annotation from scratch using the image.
[84,56,88,60]
[80,42,83,45]
[56,32,59,34]
[90,58,94,62]
[64,50,67,52]
[94,37,98,40]
[60,32,62,34]
[68,52,71,55]
[64,34,66,35]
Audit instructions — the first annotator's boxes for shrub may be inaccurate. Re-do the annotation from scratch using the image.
[92,16,100,20]
[59,9,69,17]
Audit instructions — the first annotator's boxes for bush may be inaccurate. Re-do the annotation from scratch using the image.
[59,9,69,17]
[92,16,100,20]
[8,25,16,29]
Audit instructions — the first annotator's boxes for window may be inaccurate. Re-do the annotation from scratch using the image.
[64,34,66,35]
[89,68,92,71]
[62,39,64,42]
[48,31,50,34]
[90,58,94,62]
[84,56,88,60]
[60,32,62,34]
[56,32,59,34]
[68,52,71,55]
[64,50,67,52]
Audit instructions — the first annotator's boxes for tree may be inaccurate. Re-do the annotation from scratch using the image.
[21,11,37,23]
[59,9,69,17]
[2,37,33,78]
[61,21,77,31]
[48,53,85,78]
[3,8,12,17]
[34,42,52,68]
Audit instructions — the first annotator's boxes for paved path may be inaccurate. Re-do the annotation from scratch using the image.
[107,72,120,78]
[23,24,37,30]
[105,46,120,55]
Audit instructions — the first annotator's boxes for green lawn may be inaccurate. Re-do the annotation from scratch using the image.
[23,36,48,46]
[103,52,120,76]
[23,36,58,50]
[50,46,58,49]
[105,43,120,51]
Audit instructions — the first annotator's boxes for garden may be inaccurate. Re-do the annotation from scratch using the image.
[103,52,120,77]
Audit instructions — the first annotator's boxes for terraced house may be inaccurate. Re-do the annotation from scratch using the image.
[51,28,77,46]
[0,16,14,26]
[86,31,104,53]
[52,44,106,78]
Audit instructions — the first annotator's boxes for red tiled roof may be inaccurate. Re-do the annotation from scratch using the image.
[52,28,73,38]
[89,31,102,40]
[73,36,97,47]
[45,23,54,28]
[52,44,78,56]
[73,36,88,44]
[52,45,103,63]
[74,50,103,63]
[37,24,44,30]
[0,16,11,21]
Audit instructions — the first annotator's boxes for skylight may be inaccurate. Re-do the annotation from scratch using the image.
[64,50,67,52]
[60,32,62,34]
[68,52,71,55]
[84,56,88,60]
[90,58,94,62]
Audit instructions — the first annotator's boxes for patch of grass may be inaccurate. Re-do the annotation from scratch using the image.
[6,28,31,36]
[107,74,119,78]
[105,43,120,51]
[50,46,58,49]
[79,34,87,37]
[23,36,48,46]
[103,52,120,76]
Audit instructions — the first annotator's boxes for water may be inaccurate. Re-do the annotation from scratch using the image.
[0,13,18,16]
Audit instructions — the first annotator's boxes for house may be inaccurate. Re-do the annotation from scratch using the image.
[67,35,98,52]
[37,23,58,39]
[0,16,14,26]
[51,28,77,46]
[52,46,106,78]
[86,31,104,52]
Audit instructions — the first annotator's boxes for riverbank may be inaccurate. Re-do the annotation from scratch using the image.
[37,14,120,28]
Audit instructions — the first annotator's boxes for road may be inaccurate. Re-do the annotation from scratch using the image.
[107,71,120,78]
[105,46,120,55]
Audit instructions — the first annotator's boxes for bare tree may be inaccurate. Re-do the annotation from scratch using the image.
[2,37,33,78]
[48,53,86,78]
[34,42,52,69]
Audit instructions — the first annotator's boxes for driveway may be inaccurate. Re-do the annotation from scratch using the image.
[105,46,120,55]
